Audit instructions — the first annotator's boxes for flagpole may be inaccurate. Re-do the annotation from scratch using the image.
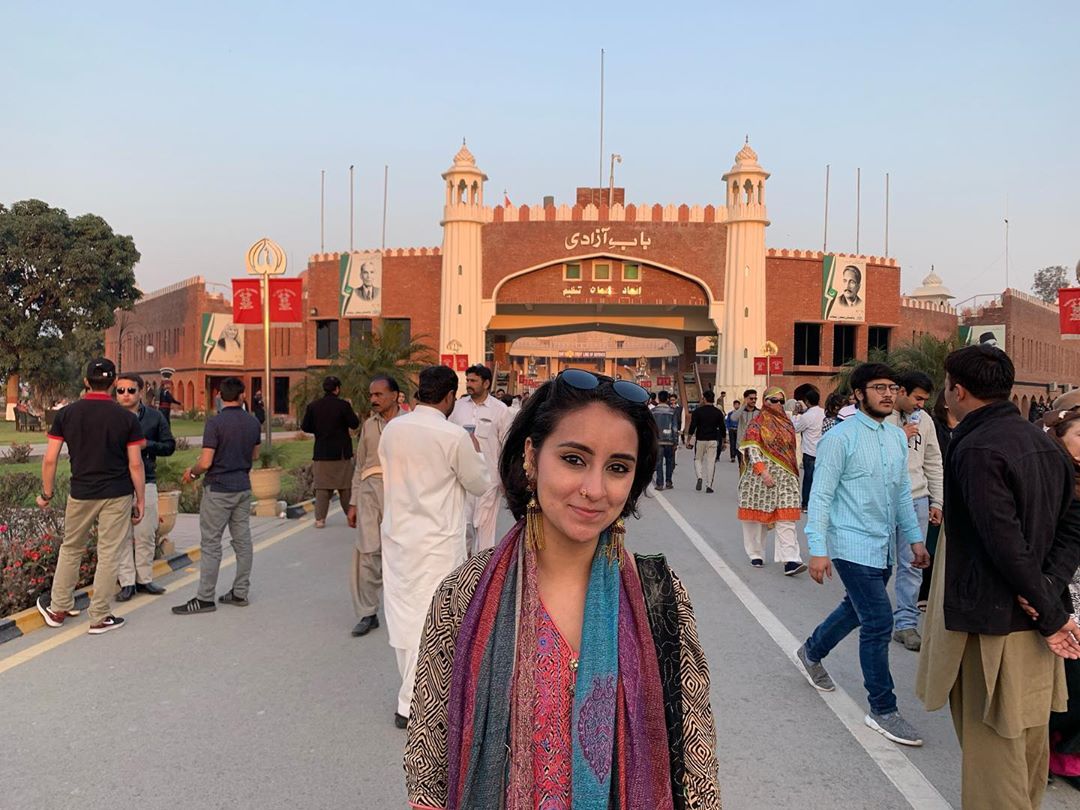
[856,167,861,255]
[884,171,890,257]
[598,48,604,208]
[349,164,355,253]
[381,164,389,251]
[320,169,325,253]
[823,164,830,253]
[262,271,272,449]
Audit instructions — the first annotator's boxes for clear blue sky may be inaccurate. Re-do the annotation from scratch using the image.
[4,1,1077,305]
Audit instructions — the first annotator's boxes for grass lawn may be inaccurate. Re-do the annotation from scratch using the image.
[0,415,209,446]
[0,436,314,478]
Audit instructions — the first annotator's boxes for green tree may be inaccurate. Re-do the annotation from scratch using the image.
[1031,265,1069,304]
[830,332,962,396]
[291,321,435,417]
[0,199,141,390]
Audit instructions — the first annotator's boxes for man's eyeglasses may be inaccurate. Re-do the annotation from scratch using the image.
[116,387,140,395]
[557,368,651,404]
[867,384,901,394]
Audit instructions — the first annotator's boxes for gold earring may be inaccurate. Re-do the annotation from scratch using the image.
[606,516,626,564]
[525,494,545,551]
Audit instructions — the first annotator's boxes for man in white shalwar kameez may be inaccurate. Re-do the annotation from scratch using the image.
[449,364,511,555]
[378,365,490,727]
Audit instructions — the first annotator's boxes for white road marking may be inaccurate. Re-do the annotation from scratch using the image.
[0,518,314,676]
[654,494,952,810]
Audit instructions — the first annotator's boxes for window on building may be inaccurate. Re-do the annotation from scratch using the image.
[315,320,339,359]
[868,326,891,356]
[593,263,611,281]
[349,318,372,344]
[622,263,641,281]
[833,324,857,366]
[273,376,290,415]
[793,323,822,365]
[564,263,582,281]
[384,318,411,347]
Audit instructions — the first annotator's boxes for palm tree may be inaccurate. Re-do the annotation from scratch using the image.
[291,321,436,417]
[830,333,961,395]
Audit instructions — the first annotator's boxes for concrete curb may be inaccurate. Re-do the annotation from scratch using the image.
[0,547,202,646]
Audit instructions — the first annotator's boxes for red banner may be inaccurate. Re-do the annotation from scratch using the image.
[640,379,652,388]
[454,354,469,372]
[232,279,262,324]
[1060,288,1080,339]
[769,356,784,375]
[656,375,672,386]
[441,354,455,368]
[753,356,768,376]
[269,278,303,323]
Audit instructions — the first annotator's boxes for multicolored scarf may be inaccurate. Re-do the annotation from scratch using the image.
[446,521,674,810]
[740,404,798,477]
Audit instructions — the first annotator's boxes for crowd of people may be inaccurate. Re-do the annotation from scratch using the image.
[27,344,1080,808]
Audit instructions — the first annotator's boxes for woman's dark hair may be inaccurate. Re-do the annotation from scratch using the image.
[824,391,846,418]
[944,345,1013,401]
[931,390,950,424]
[499,376,658,521]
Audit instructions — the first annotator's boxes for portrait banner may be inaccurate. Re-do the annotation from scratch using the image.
[959,324,1006,348]
[340,251,382,317]
[1059,288,1080,340]
[821,255,867,323]
[201,313,244,366]
[231,279,262,324]
[269,278,303,323]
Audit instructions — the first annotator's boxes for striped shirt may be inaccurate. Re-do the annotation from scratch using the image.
[806,409,921,567]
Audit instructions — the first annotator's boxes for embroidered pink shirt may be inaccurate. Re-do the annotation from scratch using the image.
[533,600,578,810]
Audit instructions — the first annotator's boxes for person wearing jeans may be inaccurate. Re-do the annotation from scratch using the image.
[173,376,262,615]
[885,371,943,652]
[652,390,677,489]
[795,362,929,747]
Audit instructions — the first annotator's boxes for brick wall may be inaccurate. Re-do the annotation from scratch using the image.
[481,221,727,302]
[497,259,709,306]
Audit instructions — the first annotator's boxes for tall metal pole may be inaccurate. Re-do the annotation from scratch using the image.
[382,164,389,251]
[262,273,272,449]
[856,167,861,254]
[823,164,830,253]
[349,164,355,252]
[1005,218,1010,290]
[320,170,325,253]
[884,172,890,256]
[599,48,604,207]
[608,153,621,207]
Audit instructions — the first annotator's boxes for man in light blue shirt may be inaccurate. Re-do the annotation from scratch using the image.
[794,363,930,747]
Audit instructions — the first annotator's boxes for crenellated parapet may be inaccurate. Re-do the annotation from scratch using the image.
[307,247,442,262]
[901,296,956,314]
[767,248,898,267]
[486,202,728,224]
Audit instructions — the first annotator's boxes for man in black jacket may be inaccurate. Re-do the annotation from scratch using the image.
[115,373,175,600]
[916,345,1080,808]
[686,390,725,493]
[301,376,361,528]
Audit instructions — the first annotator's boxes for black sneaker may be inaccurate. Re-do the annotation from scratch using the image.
[784,561,808,576]
[88,615,126,635]
[705,486,714,494]
[171,597,217,615]
[696,478,703,491]
[394,712,408,729]
[218,590,250,607]
[750,558,764,568]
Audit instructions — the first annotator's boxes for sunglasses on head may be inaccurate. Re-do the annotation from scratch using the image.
[557,368,651,404]
[116,387,140,395]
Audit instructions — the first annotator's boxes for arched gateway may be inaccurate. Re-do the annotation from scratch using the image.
[436,141,770,395]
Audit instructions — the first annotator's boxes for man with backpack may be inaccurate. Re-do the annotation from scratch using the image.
[653,391,678,490]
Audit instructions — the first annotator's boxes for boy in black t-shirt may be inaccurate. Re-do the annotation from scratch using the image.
[36,358,145,635]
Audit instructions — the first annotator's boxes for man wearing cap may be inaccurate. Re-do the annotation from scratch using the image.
[301,375,361,528]
[36,358,146,635]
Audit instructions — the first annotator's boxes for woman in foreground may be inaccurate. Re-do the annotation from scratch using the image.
[405,369,721,809]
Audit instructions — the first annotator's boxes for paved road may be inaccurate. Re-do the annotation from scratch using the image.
[2,446,1078,809]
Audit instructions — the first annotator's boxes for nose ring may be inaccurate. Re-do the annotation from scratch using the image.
[580,487,589,498]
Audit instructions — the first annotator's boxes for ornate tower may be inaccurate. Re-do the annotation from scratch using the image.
[717,141,770,395]
[439,142,487,378]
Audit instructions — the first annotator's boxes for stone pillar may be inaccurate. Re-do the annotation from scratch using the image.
[717,142,770,395]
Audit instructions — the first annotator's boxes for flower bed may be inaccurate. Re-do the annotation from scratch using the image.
[0,508,96,616]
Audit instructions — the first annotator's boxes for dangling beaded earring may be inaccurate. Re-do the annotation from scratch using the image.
[606,516,626,564]
[524,460,545,551]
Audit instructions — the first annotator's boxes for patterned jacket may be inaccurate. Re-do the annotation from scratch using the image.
[404,548,722,809]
